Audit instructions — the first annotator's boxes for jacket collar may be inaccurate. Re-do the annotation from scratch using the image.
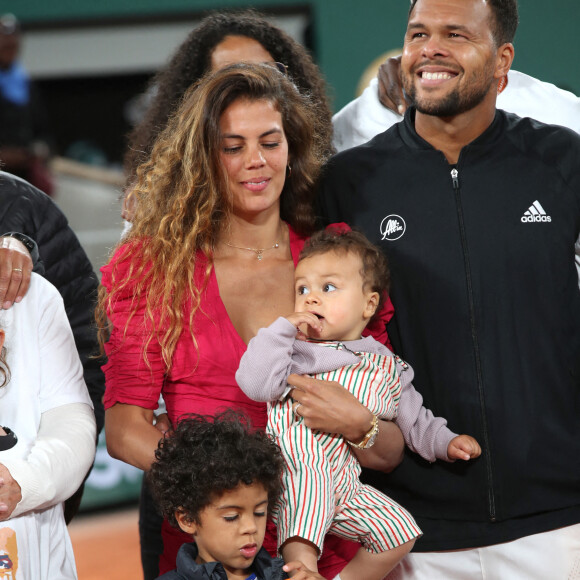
[398,106,507,153]
[173,543,284,579]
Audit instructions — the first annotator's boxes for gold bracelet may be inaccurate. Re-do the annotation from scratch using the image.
[347,415,379,450]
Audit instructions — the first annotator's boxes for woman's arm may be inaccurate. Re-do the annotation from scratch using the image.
[0,402,96,520]
[287,374,404,472]
[105,403,164,472]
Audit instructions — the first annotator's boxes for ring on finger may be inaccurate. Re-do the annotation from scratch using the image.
[12,268,23,273]
[294,402,302,417]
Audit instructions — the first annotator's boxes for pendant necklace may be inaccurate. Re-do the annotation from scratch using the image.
[225,240,280,261]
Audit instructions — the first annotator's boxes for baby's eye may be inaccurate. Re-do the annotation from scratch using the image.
[223,515,238,522]
[297,286,310,295]
[254,511,266,518]
[323,283,337,292]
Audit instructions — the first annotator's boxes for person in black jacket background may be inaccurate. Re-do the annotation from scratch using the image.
[0,170,104,522]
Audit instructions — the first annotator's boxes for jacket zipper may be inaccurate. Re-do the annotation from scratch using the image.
[450,167,496,522]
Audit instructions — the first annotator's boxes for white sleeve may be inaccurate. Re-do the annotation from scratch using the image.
[0,403,96,518]
[332,78,402,152]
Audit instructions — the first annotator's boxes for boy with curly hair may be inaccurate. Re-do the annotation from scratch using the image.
[148,411,323,580]
[236,228,481,580]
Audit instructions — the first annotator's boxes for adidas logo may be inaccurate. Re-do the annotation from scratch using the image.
[521,200,551,223]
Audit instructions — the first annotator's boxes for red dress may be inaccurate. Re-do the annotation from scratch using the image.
[101,224,393,576]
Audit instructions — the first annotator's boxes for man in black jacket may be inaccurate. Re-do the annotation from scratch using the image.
[317,0,580,577]
[0,171,105,521]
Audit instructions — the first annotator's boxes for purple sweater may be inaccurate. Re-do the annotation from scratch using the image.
[236,317,457,462]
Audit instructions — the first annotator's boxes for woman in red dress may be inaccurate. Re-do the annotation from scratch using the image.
[98,63,404,576]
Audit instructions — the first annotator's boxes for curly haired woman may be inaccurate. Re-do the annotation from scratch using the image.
[99,63,404,577]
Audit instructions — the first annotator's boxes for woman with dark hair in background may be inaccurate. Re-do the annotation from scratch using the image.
[100,63,404,577]
[124,8,333,186]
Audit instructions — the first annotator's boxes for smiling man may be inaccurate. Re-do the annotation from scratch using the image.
[318,0,580,578]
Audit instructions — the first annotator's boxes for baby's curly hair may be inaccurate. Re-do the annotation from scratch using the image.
[299,227,390,317]
[148,411,283,528]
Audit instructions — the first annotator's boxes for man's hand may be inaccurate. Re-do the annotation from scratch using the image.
[282,561,325,580]
[0,464,22,521]
[447,434,481,461]
[377,55,410,116]
[0,237,33,309]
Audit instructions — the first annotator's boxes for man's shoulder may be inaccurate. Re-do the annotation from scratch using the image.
[499,70,580,133]
[327,121,406,174]
[0,171,60,218]
[501,110,580,164]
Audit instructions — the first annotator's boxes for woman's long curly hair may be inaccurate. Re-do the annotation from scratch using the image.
[97,63,322,368]
[125,8,333,178]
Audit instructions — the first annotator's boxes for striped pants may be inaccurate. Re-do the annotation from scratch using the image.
[272,420,421,555]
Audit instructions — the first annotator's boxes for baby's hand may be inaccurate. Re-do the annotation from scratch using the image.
[447,435,481,461]
[283,561,325,580]
[286,312,322,338]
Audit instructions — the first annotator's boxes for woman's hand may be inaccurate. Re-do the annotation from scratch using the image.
[288,373,373,443]
[287,374,405,473]
[0,464,22,521]
[0,237,33,309]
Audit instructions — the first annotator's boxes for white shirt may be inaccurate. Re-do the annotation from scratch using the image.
[0,274,95,579]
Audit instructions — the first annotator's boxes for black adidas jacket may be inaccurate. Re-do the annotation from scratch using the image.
[0,172,104,434]
[318,108,580,550]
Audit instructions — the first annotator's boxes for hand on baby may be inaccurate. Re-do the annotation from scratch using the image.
[286,312,322,340]
[447,435,481,461]
[283,561,326,580]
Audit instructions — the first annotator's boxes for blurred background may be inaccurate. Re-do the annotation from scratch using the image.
[2,0,578,577]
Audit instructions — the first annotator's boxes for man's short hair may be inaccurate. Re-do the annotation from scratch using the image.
[409,0,519,46]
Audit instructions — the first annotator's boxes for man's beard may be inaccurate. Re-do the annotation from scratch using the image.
[402,66,495,117]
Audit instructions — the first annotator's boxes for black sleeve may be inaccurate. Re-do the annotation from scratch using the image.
[0,176,105,434]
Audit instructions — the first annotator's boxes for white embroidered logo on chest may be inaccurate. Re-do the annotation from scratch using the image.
[380,215,406,241]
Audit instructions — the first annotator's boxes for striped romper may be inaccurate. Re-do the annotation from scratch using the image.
[267,342,422,555]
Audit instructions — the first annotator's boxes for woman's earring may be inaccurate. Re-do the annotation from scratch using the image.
[287,165,292,178]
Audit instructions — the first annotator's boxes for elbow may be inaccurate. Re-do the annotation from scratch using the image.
[105,429,124,462]
[381,446,405,473]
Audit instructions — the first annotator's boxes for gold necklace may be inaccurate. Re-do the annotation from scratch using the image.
[225,240,280,261]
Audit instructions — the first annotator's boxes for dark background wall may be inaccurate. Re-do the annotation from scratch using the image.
[11,0,580,105]
[6,0,579,163]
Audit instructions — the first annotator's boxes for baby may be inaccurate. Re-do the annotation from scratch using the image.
[236,228,481,580]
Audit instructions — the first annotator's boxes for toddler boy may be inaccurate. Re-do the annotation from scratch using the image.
[149,411,323,580]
